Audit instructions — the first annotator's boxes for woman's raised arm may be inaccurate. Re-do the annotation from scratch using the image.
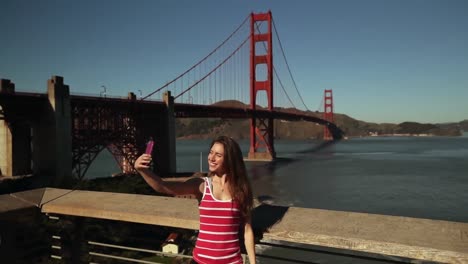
[134,154,203,197]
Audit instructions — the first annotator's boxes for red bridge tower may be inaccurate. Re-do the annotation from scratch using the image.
[323,89,334,140]
[248,11,276,160]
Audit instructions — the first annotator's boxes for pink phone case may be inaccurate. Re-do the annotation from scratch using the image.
[145,140,154,154]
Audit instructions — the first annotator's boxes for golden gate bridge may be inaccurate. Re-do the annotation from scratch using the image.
[138,11,341,157]
[0,11,343,182]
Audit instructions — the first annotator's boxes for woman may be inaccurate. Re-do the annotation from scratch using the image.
[134,136,256,264]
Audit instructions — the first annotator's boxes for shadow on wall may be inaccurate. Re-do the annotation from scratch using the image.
[251,203,289,239]
[239,203,289,254]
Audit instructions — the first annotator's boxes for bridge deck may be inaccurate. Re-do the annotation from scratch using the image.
[33,188,468,263]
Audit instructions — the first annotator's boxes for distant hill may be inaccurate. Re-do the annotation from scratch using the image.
[175,101,464,139]
[437,120,468,134]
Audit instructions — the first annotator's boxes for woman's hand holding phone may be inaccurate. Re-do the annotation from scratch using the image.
[145,139,154,155]
[135,138,154,171]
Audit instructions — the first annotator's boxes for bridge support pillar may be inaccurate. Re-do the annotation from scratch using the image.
[0,79,15,94]
[161,91,176,174]
[0,80,32,177]
[0,80,14,177]
[0,122,32,177]
[33,76,72,187]
[119,92,139,175]
[0,118,12,177]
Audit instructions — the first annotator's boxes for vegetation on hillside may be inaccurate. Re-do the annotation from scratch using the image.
[174,101,463,139]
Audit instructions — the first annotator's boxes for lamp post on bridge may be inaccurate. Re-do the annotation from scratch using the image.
[100,85,107,98]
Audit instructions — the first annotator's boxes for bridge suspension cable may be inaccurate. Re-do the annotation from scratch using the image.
[253,21,296,110]
[142,12,314,114]
[174,36,250,100]
[317,96,324,113]
[272,18,310,112]
[141,14,250,101]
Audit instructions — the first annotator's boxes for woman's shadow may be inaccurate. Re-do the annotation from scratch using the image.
[251,203,289,239]
[245,139,340,243]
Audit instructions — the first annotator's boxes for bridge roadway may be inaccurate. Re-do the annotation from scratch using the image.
[2,187,467,263]
[175,102,344,139]
[0,91,342,139]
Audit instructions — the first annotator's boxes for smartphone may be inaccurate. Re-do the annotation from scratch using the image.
[145,138,154,155]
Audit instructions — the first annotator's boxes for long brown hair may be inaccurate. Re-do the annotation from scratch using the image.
[208,136,253,220]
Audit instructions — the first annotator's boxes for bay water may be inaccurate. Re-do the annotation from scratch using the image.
[88,135,468,223]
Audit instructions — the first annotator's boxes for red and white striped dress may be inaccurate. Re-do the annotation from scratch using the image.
[192,177,243,264]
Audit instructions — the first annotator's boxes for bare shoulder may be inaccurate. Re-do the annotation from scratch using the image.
[187,174,206,194]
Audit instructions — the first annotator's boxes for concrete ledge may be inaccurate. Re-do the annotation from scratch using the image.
[40,188,200,229]
[256,205,468,263]
[38,188,468,263]
[0,188,45,216]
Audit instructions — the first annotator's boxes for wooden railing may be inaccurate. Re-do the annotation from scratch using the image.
[2,188,468,263]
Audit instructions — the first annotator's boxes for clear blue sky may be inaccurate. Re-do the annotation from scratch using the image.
[1,0,467,124]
